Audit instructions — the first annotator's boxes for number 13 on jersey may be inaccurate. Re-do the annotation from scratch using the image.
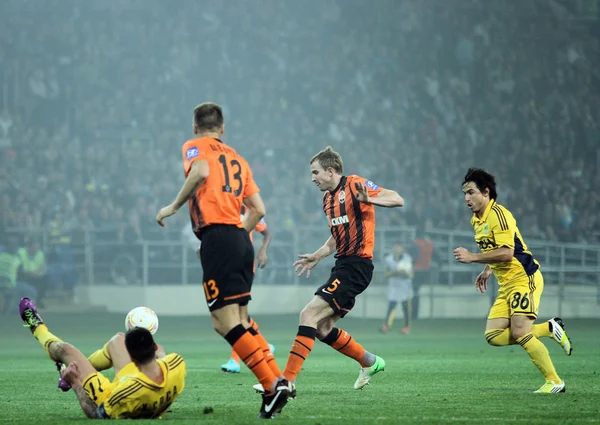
[218,154,243,196]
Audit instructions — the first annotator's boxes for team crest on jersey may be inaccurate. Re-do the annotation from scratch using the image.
[186,147,199,160]
[483,224,489,235]
[338,190,346,203]
[365,180,379,190]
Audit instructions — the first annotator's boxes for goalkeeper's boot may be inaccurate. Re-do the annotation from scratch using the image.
[354,355,386,389]
[548,317,573,356]
[534,380,566,393]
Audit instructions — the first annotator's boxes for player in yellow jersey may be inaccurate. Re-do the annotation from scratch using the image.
[453,168,572,394]
[19,298,186,418]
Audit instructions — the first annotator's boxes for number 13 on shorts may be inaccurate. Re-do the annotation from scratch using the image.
[203,280,219,301]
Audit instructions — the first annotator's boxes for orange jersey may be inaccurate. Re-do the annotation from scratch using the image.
[182,138,259,237]
[323,175,382,259]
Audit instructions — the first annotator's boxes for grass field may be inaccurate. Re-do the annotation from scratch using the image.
[1,312,599,424]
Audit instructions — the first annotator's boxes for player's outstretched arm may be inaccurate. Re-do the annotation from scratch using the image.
[354,182,404,208]
[242,193,266,232]
[156,160,209,227]
[293,236,337,278]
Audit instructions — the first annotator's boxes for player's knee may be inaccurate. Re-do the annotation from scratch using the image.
[108,332,125,348]
[55,342,75,357]
[299,307,317,327]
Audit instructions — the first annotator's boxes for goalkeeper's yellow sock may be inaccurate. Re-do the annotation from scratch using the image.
[33,325,62,359]
[485,328,513,346]
[532,322,552,338]
[88,343,113,371]
[516,333,561,382]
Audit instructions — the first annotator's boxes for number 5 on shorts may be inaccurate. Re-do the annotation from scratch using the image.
[327,278,340,292]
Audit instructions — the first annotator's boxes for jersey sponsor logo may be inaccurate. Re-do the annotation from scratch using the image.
[330,215,349,226]
[477,238,497,250]
[207,299,218,307]
[365,180,379,190]
[186,147,199,160]
[338,190,346,204]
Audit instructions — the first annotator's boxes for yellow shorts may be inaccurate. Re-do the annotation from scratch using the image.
[488,270,544,320]
[83,362,137,406]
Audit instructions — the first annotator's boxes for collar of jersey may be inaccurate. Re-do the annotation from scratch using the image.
[329,176,346,195]
[473,199,496,224]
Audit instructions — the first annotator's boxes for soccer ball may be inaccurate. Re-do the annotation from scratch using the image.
[125,306,159,335]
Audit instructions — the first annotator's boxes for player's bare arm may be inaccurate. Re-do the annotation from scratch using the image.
[354,182,404,207]
[156,160,209,227]
[242,192,266,232]
[453,246,514,264]
[294,235,337,278]
[255,227,272,269]
[62,362,98,419]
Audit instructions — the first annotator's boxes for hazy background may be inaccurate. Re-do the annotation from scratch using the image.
[1,0,599,315]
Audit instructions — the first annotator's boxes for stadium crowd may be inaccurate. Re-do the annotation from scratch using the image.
[1,0,598,255]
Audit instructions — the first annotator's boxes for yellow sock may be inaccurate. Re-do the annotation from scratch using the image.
[532,322,552,338]
[386,309,397,328]
[33,325,62,359]
[516,333,561,382]
[88,344,113,371]
[485,328,513,346]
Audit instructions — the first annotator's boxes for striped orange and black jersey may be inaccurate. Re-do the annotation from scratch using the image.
[322,175,382,259]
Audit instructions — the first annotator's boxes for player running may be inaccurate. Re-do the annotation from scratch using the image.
[279,146,404,396]
[454,168,572,393]
[155,102,289,418]
[221,207,274,374]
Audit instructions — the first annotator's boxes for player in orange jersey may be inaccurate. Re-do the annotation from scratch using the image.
[156,103,289,418]
[281,146,404,397]
[220,207,274,374]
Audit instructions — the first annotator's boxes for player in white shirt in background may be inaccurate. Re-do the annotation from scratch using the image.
[381,241,414,335]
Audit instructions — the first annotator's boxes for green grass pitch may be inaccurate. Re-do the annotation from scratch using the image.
[1,312,599,424]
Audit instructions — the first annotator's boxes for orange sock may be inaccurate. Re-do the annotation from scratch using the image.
[248,324,282,377]
[225,325,276,392]
[248,317,259,333]
[283,326,317,382]
[230,348,240,363]
[320,328,368,367]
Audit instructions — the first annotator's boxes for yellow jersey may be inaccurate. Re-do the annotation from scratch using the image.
[95,353,186,419]
[471,200,539,286]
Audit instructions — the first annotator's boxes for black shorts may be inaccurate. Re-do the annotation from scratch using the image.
[315,256,374,318]
[199,224,254,312]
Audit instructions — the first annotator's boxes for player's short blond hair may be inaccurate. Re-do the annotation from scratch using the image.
[310,146,343,174]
